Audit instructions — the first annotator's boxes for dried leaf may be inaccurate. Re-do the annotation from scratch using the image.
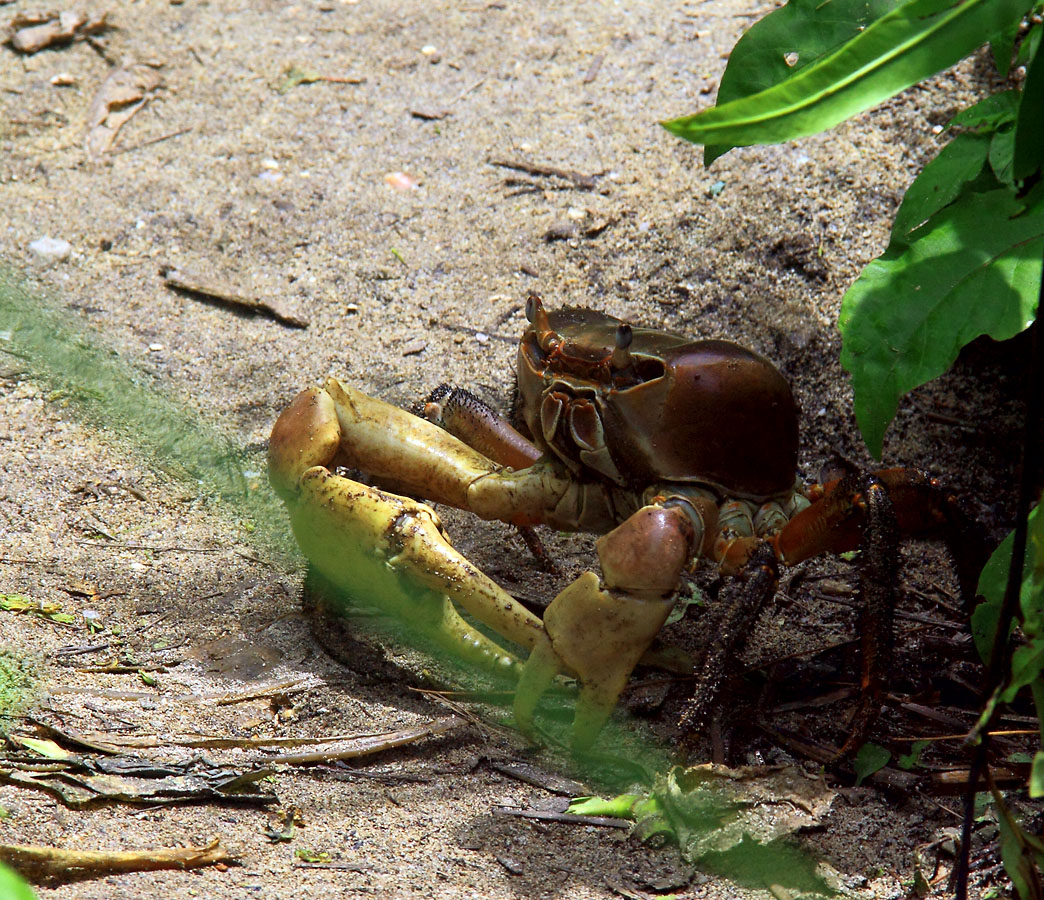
[0,594,76,625]
[8,10,109,54]
[277,64,321,93]
[641,764,836,859]
[0,751,275,807]
[8,737,76,761]
[84,64,162,159]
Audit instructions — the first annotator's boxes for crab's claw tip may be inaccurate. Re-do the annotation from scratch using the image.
[268,387,342,500]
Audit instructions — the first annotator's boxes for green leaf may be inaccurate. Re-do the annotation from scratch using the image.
[1016,21,1043,68]
[991,15,1023,77]
[891,132,991,239]
[995,793,1043,900]
[663,0,1032,160]
[840,187,1043,457]
[1000,637,1044,703]
[1013,36,1044,180]
[1031,750,1044,799]
[0,863,36,900]
[989,125,1018,185]
[13,737,74,761]
[567,793,643,819]
[295,848,332,863]
[665,584,705,626]
[897,739,930,770]
[853,742,891,785]
[950,90,1020,130]
[973,504,1042,664]
[704,0,901,162]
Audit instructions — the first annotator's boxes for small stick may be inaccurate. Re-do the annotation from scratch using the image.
[492,807,630,829]
[489,158,600,191]
[259,717,466,765]
[109,127,193,156]
[450,77,485,103]
[0,839,232,882]
[162,266,309,329]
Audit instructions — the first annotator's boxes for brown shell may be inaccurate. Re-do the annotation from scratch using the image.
[516,307,799,499]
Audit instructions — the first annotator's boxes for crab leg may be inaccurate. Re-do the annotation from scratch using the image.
[420,384,541,470]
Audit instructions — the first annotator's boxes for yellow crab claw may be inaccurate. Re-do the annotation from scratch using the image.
[515,573,677,749]
[515,505,695,750]
[285,466,545,672]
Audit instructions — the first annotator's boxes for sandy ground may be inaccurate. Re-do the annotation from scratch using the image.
[0,1,1032,898]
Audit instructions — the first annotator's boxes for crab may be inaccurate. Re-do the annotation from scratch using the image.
[268,296,981,754]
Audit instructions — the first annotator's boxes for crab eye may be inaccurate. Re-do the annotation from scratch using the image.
[525,294,542,323]
[614,323,633,350]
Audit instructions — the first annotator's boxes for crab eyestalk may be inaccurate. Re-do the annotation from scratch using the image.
[610,322,634,372]
[525,294,561,354]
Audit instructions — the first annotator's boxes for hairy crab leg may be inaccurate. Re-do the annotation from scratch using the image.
[679,542,780,742]
[706,468,978,758]
[418,384,558,572]
[420,384,542,470]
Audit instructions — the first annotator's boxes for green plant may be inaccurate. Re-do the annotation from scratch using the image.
[663,0,1043,457]
[664,1,1044,895]
[0,650,38,727]
[0,862,37,900]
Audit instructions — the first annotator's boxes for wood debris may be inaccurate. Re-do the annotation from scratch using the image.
[276,63,365,94]
[256,715,467,766]
[0,839,232,883]
[490,157,601,191]
[161,266,309,328]
[6,10,109,54]
[0,746,276,807]
[84,63,162,159]
[410,107,450,121]
[582,53,604,84]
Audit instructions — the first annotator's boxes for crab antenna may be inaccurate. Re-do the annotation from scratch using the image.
[526,294,560,353]
[610,322,634,370]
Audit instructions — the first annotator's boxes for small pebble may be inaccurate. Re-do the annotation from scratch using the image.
[401,339,427,356]
[29,237,71,262]
[148,343,164,352]
[50,73,76,86]
[384,171,419,190]
[474,332,489,343]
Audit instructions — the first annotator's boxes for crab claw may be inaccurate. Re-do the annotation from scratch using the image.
[514,505,695,750]
[269,384,547,673]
